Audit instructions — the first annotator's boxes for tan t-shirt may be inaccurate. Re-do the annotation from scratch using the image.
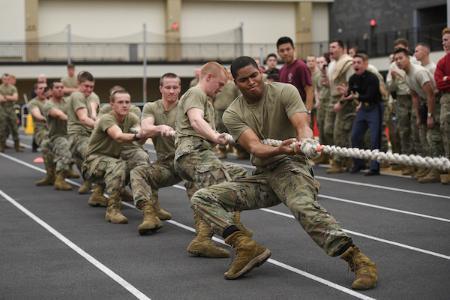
[0,84,18,110]
[175,86,216,159]
[61,76,78,89]
[67,91,97,136]
[86,112,139,158]
[405,63,438,100]
[27,98,48,133]
[214,81,239,111]
[43,98,68,138]
[223,82,307,168]
[142,99,177,161]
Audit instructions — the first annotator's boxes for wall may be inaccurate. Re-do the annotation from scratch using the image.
[180,1,295,44]
[38,0,166,39]
[0,0,25,41]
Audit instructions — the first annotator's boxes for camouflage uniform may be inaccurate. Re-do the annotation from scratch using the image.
[174,87,248,194]
[43,97,73,173]
[440,93,450,158]
[82,112,139,195]
[316,71,332,145]
[0,83,19,145]
[98,103,150,172]
[329,55,355,167]
[191,82,352,257]
[67,91,98,171]
[28,97,52,164]
[130,99,186,207]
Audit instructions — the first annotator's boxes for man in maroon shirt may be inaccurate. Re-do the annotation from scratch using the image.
[277,36,314,114]
[435,27,450,184]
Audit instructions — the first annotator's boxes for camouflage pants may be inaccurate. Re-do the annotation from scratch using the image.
[333,99,355,164]
[323,101,336,146]
[82,154,127,195]
[48,136,73,173]
[68,134,90,171]
[191,158,352,257]
[411,113,425,156]
[130,157,190,206]
[317,99,332,145]
[440,93,450,158]
[34,128,54,167]
[121,144,150,171]
[0,107,19,143]
[396,95,413,154]
[426,99,444,158]
[383,100,397,153]
[0,106,5,144]
[175,149,248,197]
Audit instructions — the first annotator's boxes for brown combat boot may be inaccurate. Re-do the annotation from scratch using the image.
[326,160,345,174]
[340,245,378,290]
[78,180,92,194]
[105,192,128,224]
[413,167,429,180]
[138,201,162,235]
[417,168,441,183]
[14,140,23,152]
[187,213,230,258]
[401,165,415,176]
[54,172,72,191]
[153,194,172,220]
[440,171,450,185]
[88,185,108,207]
[35,165,55,186]
[233,211,253,237]
[224,231,271,280]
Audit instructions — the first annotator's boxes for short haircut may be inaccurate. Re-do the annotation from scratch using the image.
[330,39,345,49]
[442,27,450,36]
[67,63,75,69]
[200,62,227,80]
[230,56,258,79]
[276,36,294,49]
[354,52,369,62]
[416,42,430,51]
[159,72,180,86]
[50,80,63,89]
[110,88,129,102]
[265,53,277,61]
[394,38,409,48]
[393,47,410,57]
[34,82,47,90]
[77,71,94,83]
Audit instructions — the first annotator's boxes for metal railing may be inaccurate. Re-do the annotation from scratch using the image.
[0,24,445,63]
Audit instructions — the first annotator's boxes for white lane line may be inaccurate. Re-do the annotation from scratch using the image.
[168,184,450,260]
[259,208,450,261]
[0,190,151,300]
[0,152,374,300]
[119,203,375,300]
[319,194,450,223]
[2,152,449,260]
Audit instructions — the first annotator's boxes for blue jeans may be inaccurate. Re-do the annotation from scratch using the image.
[351,103,383,172]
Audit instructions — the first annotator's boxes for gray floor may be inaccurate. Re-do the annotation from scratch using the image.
[0,136,449,300]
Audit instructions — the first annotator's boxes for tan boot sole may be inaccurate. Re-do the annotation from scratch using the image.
[138,223,162,235]
[224,249,271,280]
[105,214,128,224]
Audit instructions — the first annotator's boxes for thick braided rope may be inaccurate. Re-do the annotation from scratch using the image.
[260,138,450,171]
